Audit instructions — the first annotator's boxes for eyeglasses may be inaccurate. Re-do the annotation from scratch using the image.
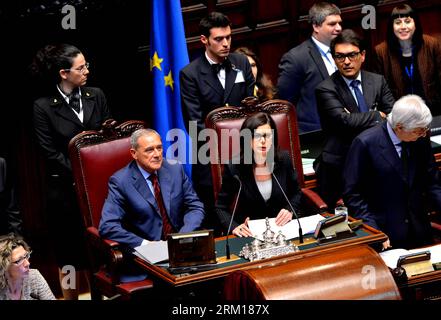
[333,52,361,63]
[64,62,90,74]
[12,251,32,266]
[254,133,273,141]
[411,126,430,136]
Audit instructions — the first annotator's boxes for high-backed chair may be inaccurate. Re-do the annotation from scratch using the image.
[68,119,153,300]
[205,97,327,219]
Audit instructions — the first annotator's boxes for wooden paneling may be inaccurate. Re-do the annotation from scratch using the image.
[180,0,441,82]
[5,0,441,299]
[252,0,288,23]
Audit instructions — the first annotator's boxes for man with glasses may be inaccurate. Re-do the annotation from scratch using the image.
[343,95,440,249]
[314,29,395,210]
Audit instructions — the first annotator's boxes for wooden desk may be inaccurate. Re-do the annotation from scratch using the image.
[398,269,441,300]
[135,220,386,299]
[224,244,401,300]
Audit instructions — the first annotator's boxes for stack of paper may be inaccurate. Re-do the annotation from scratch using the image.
[247,214,325,240]
[379,244,441,269]
[134,240,169,264]
[302,158,315,175]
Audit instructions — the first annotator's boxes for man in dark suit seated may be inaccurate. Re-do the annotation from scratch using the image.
[343,95,441,250]
[277,1,342,133]
[314,29,395,209]
[180,12,254,234]
[99,129,205,249]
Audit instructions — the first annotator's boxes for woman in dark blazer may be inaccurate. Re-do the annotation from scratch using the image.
[31,44,111,299]
[373,4,441,115]
[216,112,302,237]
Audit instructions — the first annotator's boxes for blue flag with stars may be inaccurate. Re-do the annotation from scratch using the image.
[150,0,191,177]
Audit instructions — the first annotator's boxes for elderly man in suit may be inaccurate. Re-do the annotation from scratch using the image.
[343,95,441,249]
[99,129,205,249]
[277,2,342,133]
[180,12,254,234]
[314,29,395,209]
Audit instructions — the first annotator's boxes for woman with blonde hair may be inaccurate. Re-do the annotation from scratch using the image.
[0,234,55,300]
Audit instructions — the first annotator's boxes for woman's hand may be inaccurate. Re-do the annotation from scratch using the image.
[275,209,293,226]
[232,217,253,237]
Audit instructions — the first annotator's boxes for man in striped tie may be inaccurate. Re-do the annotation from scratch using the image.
[99,128,205,249]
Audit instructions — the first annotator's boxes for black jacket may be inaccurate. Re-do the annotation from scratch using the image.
[33,86,111,177]
[215,151,302,234]
[316,70,395,166]
[180,52,255,187]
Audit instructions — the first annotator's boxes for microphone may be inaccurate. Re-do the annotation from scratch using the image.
[272,173,303,244]
[225,174,242,260]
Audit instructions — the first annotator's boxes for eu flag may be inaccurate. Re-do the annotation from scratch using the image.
[150,0,191,177]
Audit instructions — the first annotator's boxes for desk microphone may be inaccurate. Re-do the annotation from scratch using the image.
[272,173,303,244]
[225,174,242,260]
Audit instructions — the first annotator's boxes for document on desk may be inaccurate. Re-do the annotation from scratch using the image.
[430,135,441,145]
[248,214,326,240]
[379,244,441,269]
[134,240,169,264]
[424,244,441,263]
[302,158,315,175]
[379,249,410,269]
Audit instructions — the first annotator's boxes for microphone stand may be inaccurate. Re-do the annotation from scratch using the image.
[272,173,303,244]
[225,175,242,260]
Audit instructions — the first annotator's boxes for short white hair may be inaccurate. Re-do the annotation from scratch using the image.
[130,128,160,149]
[387,94,432,130]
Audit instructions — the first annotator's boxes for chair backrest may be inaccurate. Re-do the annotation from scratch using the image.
[68,119,145,229]
[205,98,303,201]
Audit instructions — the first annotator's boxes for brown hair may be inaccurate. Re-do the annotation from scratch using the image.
[0,234,30,289]
[235,47,275,101]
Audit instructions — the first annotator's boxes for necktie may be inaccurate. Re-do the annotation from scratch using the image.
[148,174,174,240]
[69,87,81,113]
[350,80,368,113]
[327,50,337,71]
[400,142,409,182]
[212,58,232,74]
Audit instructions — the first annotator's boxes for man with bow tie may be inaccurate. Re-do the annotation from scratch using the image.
[180,12,254,234]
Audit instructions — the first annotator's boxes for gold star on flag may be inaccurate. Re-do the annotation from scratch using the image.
[150,51,163,71]
[164,70,174,91]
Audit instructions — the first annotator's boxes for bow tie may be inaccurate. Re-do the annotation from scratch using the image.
[68,87,81,113]
[211,59,232,74]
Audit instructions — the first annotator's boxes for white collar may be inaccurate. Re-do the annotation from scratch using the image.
[311,36,331,54]
[342,72,362,87]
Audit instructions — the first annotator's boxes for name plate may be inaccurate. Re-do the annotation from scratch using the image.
[397,251,434,278]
